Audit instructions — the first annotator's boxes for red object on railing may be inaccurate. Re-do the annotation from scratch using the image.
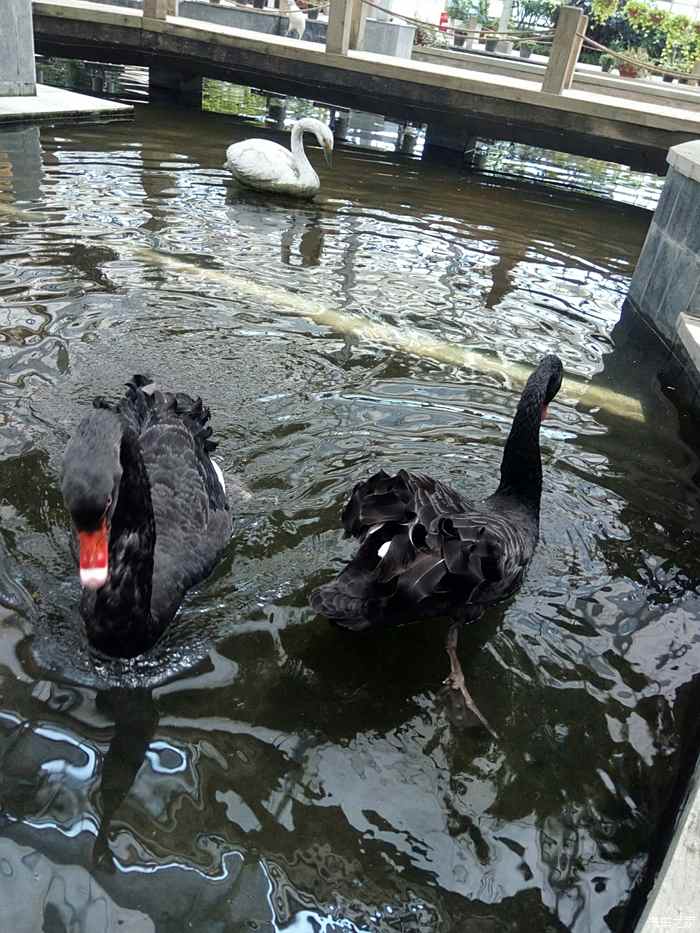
[439,11,448,31]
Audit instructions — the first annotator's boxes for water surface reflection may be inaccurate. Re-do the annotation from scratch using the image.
[0,76,697,933]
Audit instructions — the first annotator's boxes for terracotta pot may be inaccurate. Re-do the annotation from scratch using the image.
[618,62,639,78]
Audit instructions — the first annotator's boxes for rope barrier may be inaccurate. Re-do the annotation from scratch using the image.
[579,31,699,82]
[358,0,554,42]
[211,0,696,79]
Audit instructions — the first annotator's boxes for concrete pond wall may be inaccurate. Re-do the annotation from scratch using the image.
[628,141,700,346]
[1,0,37,96]
[626,139,700,930]
[627,141,700,408]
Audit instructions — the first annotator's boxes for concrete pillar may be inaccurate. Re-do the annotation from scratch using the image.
[149,64,202,105]
[627,140,700,348]
[326,0,353,55]
[541,6,587,95]
[423,120,477,165]
[0,0,37,97]
[267,95,287,127]
[332,109,350,140]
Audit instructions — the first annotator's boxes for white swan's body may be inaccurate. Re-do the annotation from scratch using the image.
[224,117,334,198]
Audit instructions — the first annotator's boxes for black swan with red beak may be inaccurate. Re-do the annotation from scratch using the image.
[61,377,231,658]
[311,355,564,737]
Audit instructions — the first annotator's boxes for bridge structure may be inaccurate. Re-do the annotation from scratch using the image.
[32,0,700,172]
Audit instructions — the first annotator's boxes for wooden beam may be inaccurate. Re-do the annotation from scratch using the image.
[541,6,587,95]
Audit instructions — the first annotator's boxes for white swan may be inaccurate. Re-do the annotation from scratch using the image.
[224,117,334,198]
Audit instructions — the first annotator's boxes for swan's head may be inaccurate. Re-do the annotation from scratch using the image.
[535,354,564,419]
[299,118,334,167]
[318,124,335,167]
[62,409,122,590]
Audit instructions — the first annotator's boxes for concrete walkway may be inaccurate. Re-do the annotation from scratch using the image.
[0,82,132,124]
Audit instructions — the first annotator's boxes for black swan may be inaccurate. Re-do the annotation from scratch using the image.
[311,355,564,737]
[61,377,232,658]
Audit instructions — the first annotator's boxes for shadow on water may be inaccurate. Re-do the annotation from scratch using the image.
[0,59,698,933]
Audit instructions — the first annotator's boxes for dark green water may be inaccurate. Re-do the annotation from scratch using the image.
[0,60,698,933]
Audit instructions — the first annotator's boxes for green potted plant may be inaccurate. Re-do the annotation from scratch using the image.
[599,53,615,72]
[519,40,534,59]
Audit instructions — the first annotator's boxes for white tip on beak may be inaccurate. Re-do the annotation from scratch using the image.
[80,566,109,589]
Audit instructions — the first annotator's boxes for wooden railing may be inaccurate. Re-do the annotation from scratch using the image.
[131,0,589,96]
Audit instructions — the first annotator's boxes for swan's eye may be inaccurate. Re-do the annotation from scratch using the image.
[105,496,112,512]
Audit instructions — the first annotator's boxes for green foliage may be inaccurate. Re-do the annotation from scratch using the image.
[623,1,700,70]
[446,0,489,25]
[514,0,561,30]
[590,0,619,22]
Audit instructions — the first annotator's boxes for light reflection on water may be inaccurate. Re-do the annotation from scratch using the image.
[0,59,698,933]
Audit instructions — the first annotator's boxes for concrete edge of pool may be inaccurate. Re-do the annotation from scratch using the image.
[0,83,133,125]
[627,137,700,932]
[636,766,700,931]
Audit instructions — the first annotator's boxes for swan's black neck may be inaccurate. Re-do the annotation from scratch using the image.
[81,428,157,657]
[494,370,550,514]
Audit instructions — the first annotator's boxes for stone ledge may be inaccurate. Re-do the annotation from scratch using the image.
[668,140,700,181]
[0,83,133,124]
[678,313,700,372]
[637,757,700,932]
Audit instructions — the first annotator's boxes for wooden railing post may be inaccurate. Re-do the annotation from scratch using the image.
[349,0,368,51]
[143,0,170,19]
[143,0,177,19]
[541,6,587,94]
[326,0,353,54]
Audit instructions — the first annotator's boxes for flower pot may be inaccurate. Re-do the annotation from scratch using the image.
[663,73,674,82]
[485,39,498,52]
[454,31,466,48]
[618,63,639,78]
[519,47,532,59]
[601,61,612,72]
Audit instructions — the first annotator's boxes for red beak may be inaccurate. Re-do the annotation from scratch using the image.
[78,517,109,589]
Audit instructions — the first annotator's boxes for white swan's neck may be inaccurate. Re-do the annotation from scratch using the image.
[290,122,317,184]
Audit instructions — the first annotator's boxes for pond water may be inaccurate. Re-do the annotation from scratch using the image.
[0,61,699,933]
